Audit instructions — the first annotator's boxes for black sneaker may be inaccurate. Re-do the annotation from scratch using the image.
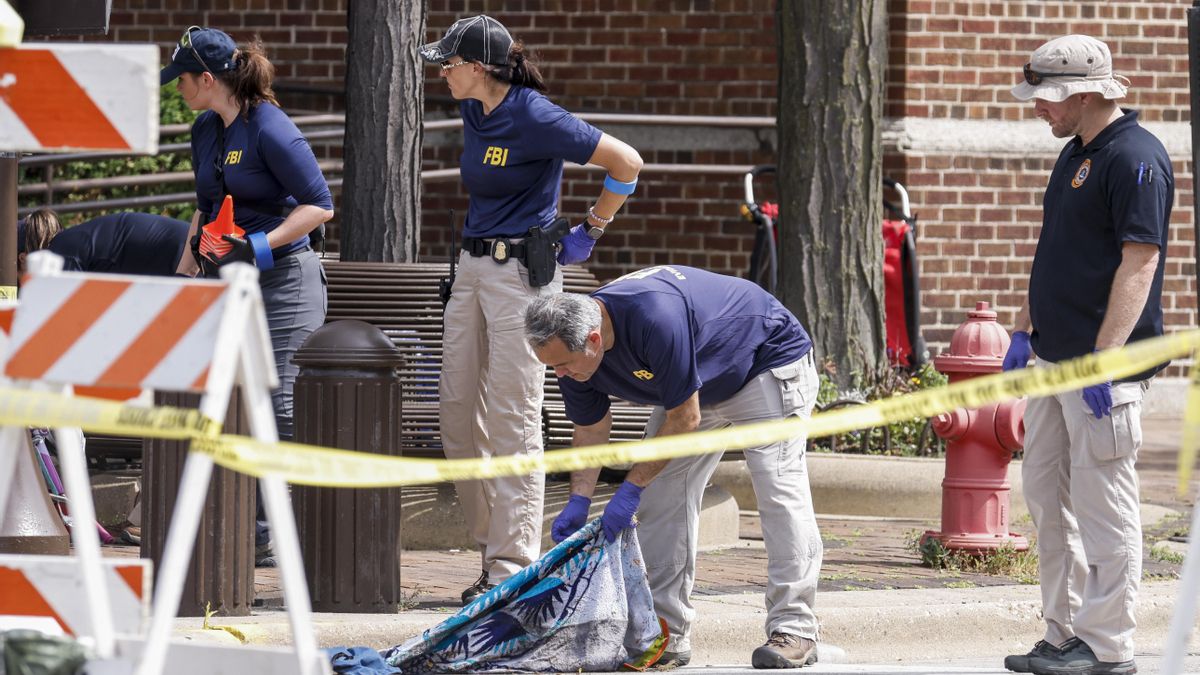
[751,632,818,669]
[1030,639,1137,675]
[460,571,494,605]
[651,650,691,669]
[1005,638,1077,673]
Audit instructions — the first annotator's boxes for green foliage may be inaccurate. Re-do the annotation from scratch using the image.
[1149,543,1185,565]
[905,530,1039,584]
[811,362,949,456]
[19,84,199,223]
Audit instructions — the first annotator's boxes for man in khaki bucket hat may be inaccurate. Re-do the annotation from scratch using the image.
[1010,34,1129,103]
[1003,34,1171,675]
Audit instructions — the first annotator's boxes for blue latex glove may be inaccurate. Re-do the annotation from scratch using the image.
[552,494,591,543]
[1083,380,1113,419]
[601,481,643,543]
[1002,331,1032,371]
[556,224,595,265]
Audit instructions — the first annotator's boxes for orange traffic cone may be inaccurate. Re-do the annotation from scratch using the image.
[199,195,244,260]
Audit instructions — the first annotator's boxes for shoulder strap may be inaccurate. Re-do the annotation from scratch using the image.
[213,113,227,200]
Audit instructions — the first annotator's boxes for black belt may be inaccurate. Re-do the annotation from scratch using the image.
[462,236,529,265]
[273,244,312,262]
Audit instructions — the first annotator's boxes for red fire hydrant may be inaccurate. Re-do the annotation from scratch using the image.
[922,301,1029,553]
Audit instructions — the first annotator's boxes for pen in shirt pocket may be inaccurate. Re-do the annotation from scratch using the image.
[1146,165,1154,184]
[1137,161,1145,184]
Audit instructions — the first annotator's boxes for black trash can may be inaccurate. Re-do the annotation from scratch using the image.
[292,320,405,612]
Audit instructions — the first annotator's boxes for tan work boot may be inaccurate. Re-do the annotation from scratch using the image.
[751,632,817,669]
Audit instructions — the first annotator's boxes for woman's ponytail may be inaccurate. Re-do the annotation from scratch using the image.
[217,38,279,116]
[483,40,546,93]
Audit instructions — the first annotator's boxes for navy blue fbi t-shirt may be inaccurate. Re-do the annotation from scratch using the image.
[47,213,189,276]
[460,85,602,238]
[560,266,813,426]
[1029,110,1172,380]
[191,104,333,257]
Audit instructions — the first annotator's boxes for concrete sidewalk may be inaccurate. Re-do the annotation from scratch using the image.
[174,573,1193,666]
[98,415,1195,669]
[91,413,1190,662]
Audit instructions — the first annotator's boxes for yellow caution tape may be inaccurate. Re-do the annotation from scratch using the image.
[1,331,1197,492]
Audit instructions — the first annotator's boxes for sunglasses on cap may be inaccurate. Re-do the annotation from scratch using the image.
[1022,62,1089,86]
[180,25,214,76]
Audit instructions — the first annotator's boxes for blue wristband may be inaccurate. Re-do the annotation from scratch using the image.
[603,174,637,196]
[248,232,274,271]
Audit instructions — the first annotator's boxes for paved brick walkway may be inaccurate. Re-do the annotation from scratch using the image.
[99,417,1191,610]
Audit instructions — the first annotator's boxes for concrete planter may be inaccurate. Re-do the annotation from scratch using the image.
[711,453,1027,520]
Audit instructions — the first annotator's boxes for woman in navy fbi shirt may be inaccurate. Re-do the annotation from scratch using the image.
[421,15,643,604]
[161,26,333,566]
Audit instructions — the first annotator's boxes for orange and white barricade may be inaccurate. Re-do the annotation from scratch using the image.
[0,554,149,637]
[0,251,325,675]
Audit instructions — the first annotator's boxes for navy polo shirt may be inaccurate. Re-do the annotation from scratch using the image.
[191,104,332,257]
[460,85,602,238]
[47,213,189,276]
[1028,109,1172,380]
[559,265,813,426]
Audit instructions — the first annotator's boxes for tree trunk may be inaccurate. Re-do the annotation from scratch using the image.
[340,0,424,262]
[776,0,887,390]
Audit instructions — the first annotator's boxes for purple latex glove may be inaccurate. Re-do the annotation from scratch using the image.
[556,224,595,265]
[1083,380,1113,419]
[1002,331,1032,371]
[552,494,591,543]
[601,481,643,543]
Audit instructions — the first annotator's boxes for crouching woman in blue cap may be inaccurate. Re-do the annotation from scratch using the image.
[421,15,643,605]
[161,26,333,567]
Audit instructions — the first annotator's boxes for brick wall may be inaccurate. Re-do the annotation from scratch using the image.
[66,0,1199,366]
[100,0,349,113]
[882,0,1197,359]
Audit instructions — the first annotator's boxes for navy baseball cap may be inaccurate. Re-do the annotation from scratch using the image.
[420,15,513,67]
[160,27,237,85]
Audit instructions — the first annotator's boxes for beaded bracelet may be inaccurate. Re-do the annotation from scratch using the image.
[587,205,614,225]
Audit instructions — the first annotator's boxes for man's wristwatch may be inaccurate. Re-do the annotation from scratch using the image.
[585,224,606,240]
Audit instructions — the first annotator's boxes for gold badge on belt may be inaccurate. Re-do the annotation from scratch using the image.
[491,238,511,264]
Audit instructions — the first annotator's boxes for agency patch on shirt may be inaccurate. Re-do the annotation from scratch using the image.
[1071,158,1091,188]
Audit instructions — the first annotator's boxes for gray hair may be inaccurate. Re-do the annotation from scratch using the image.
[524,293,601,352]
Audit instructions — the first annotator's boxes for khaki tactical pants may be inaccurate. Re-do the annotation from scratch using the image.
[1022,369,1147,663]
[438,251,562,582]
[638,352,822,653]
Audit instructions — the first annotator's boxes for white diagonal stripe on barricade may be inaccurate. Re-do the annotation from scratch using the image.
[43,281,178,386]
[142,288,227,391]
[5,275,83,364]
[51,44,158,154]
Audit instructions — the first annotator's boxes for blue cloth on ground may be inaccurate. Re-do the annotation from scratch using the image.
[380,519,662,673]
[325,645,400,674]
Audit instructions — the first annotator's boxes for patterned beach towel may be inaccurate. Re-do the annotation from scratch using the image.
[380,519,666,673]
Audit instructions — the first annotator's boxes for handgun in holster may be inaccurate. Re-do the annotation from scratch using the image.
[439,210,457,307]
[524,217,571,288]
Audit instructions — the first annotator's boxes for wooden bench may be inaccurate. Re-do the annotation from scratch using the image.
[322,261,654,459]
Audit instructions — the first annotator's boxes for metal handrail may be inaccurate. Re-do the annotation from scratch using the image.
[18,162,758,217]
[17,112,775,217]
[19,113,773,166]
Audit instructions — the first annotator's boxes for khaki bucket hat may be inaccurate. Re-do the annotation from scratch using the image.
[1011,34,1129,102]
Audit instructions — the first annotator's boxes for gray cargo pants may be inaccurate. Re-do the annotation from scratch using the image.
[638,351,822,654]
[1023,370,1147,663]
[256,249,327,546]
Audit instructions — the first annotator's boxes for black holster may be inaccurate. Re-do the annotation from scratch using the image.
[524,217,571,288]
